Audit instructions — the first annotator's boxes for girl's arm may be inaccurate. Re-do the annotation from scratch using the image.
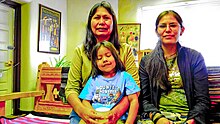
[107,44,140,123]
[125,93,139,124]
[108,96,129,123]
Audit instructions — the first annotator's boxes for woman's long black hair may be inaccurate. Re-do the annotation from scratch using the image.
[84,1,120,60]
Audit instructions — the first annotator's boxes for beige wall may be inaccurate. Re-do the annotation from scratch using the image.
[118,0,140,23]
[20,0,67,111]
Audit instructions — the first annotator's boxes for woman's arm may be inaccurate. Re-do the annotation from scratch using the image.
[139,56,172,124]
[65,46,102,123]
[139,56,159,116]
[187,53,210,123]
[82,99,93,109]
[125,93,139,124]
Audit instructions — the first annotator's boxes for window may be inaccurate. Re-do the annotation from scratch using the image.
[138,0,220,66]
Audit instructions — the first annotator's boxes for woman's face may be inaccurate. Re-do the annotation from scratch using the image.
[91,7,113,41]
[156,14,184,45]
[96,46,116,77]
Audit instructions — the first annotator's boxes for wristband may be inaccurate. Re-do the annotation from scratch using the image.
[151,111,161,120]
[141,112,148,119]
[153,114,165,124]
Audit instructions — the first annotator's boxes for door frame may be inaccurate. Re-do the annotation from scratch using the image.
[1,0,21,115]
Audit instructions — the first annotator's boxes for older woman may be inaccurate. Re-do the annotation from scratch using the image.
[65,1,139,124]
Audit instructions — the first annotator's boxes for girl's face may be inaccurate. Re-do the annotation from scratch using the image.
[156,14,184,45]
[96,46,116,77]
[91,7,113,41]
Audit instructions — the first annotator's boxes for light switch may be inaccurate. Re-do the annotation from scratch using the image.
[0,72,2,78]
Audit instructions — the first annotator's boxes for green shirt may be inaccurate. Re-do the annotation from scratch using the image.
[65,43,140,98]
[159,55,189,122]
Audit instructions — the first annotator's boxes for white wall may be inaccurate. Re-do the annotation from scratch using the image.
[138,0,220,66]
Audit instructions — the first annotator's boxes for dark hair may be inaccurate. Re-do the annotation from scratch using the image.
[84,1,120,59]
[155,10,183,30]
[91,41,125,78]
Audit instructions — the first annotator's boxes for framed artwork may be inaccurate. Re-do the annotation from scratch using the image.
[37,4,61,54]
[118,23,141,58]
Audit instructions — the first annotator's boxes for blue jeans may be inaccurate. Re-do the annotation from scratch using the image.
[69,110,81,124]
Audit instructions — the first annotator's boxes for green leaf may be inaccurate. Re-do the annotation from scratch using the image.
[50,56,71,67]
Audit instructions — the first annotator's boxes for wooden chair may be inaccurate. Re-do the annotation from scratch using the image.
[137,49,152,64]
[0,62,72,117]
[34,62,72,115]
[0,91,44,116]
[207,66,220,123]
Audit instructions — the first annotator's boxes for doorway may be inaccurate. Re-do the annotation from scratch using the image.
[0,0,21,116]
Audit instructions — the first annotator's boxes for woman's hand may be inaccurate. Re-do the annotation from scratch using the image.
[186,119,195,124]
[78,107,104,124]
[156,117,173,124]
[95,111,117,124]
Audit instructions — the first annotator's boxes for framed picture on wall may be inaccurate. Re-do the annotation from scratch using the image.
[37,4,61,54]
[118,23,141,59]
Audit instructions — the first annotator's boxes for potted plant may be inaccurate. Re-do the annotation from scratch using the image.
[49,56,70,104]
[49,56,71,67]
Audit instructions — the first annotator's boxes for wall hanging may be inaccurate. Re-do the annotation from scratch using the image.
[38,4,61,54]
[118,23,141,61]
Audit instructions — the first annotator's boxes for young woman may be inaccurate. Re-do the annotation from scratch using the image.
[79,41,140,124]
[139,10,210,124]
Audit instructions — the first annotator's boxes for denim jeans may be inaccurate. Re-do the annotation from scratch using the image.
[69,110,81,124]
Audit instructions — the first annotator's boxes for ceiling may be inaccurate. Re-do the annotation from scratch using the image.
[11,0,32,4]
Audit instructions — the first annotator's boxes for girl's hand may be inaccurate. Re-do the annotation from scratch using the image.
[107,111,118,124]
[156,117,173,124]
[186,119,195,124]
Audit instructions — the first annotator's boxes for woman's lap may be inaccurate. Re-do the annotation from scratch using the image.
[69,110,80,124]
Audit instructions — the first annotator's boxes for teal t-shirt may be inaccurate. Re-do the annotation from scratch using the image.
[79,71,140,111]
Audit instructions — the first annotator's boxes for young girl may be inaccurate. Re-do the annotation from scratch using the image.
[79,41,140,124]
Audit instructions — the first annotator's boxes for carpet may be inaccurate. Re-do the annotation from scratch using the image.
[0,113,69,124]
